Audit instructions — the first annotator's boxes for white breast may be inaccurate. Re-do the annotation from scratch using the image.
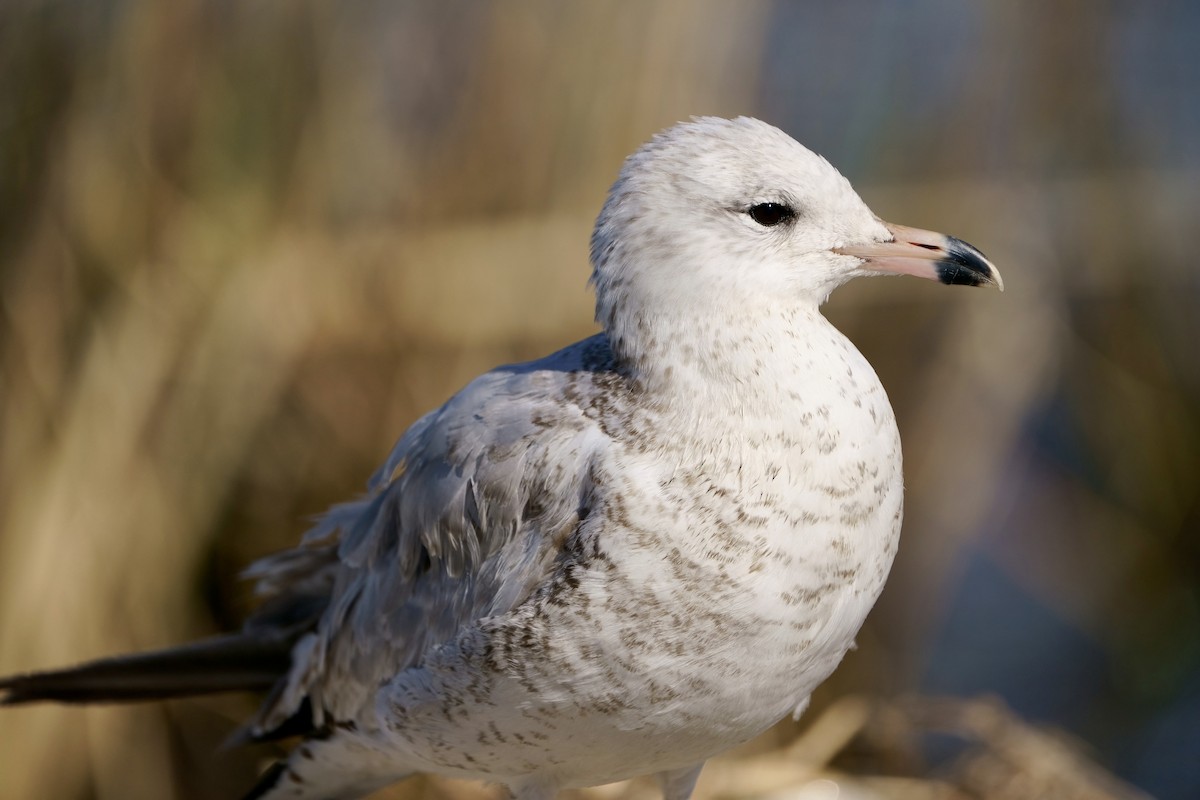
[375,320,904,789]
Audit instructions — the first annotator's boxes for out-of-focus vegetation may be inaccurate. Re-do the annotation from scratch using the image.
[0,2,1195,799]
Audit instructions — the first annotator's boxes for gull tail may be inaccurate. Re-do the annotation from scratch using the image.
[0,634,291,705]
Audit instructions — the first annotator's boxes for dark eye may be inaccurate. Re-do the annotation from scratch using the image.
[747,202,796,227]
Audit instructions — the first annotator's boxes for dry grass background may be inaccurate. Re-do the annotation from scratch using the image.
[0,2,1195,799]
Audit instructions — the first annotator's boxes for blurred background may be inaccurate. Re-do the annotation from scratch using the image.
[0,1,1196,798]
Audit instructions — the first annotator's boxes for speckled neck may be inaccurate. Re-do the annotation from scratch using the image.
[605,300,849,410]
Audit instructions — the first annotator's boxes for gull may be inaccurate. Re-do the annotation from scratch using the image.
[0,117,1002,800]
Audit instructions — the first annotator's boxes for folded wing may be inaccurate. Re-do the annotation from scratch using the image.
[245,339,611,735]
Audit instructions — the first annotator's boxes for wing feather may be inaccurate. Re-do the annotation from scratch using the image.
[243,337,615,731]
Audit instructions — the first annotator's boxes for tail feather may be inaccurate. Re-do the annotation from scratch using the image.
[0,634,292,705]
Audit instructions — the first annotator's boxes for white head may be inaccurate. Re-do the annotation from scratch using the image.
[590,117,1000,373]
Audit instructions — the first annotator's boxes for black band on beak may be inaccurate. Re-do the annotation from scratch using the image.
[936,237,997,287]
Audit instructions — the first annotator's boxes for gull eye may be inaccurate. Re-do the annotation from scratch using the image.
[747,202,795,227]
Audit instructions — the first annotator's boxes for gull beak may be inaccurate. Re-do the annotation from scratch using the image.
[834,221,1004,291]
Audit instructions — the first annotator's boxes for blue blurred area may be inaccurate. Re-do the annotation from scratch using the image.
[923,551,1111,729]
[917,375,1200,799]
[760,1,986,177]
[926,543,1200,800]
[762,0,1200,177]
[1126,672,1200,800]
[1112,1,1200,170]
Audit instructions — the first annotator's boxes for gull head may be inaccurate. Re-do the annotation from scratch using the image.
[590,117,1001,349]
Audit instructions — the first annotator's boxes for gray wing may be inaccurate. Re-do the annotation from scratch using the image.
[243,337,613,731]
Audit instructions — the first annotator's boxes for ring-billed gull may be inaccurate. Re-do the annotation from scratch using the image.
[1,117,1002,800]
